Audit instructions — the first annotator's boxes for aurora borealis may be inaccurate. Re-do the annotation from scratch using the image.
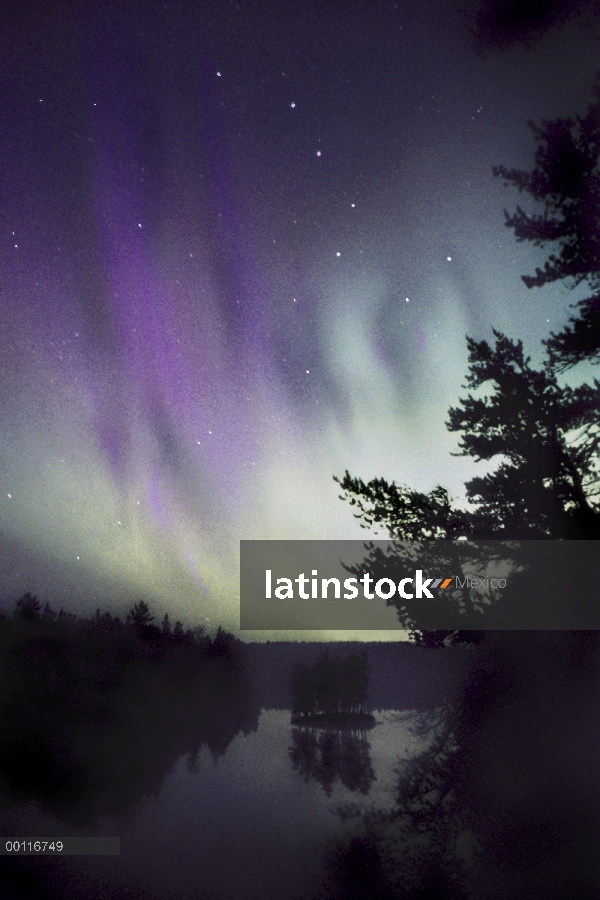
[0,1,598,636]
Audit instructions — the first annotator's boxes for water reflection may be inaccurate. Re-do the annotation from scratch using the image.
[289,724,376,797]
[0,616,478,900]
[324,633,600,900]
[0,611,261,827]
[1,707,421,900]
[288,648,378,798]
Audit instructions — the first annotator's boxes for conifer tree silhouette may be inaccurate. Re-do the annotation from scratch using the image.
[126,600,155,629]
[336,332,600,641]
[493,81,600,370]
[337,331,600,543]
[14,592,41,621]
[446,331,600,539]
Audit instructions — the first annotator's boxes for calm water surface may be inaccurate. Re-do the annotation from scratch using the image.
[3,709,429,899]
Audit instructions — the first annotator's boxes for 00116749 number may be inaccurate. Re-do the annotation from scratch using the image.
[5,840,64,853]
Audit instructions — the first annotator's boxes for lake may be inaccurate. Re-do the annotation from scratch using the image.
[2,634,598,899]
[0,707,433,899]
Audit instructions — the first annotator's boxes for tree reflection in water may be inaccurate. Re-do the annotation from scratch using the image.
[289,724,376,797]
[324,633,600,900]
[0,605,261,828]
[289,648,377,798]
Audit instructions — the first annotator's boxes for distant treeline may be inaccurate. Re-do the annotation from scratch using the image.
[1,593,231,650]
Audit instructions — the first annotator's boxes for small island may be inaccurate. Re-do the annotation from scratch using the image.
[290,650,376,729]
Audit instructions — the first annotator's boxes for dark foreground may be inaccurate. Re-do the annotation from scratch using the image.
[0,617,598,898]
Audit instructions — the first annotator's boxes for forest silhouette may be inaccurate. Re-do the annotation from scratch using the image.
[0,594,259,826]
[290,650,370,719]
[288,651,376,797]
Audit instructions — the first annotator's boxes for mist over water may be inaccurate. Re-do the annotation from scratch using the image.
[1,632,597,899]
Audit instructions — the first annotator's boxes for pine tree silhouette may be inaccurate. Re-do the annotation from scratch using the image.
[493,81,600,370]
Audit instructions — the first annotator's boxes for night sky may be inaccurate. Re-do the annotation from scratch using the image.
[0,0,598,636]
